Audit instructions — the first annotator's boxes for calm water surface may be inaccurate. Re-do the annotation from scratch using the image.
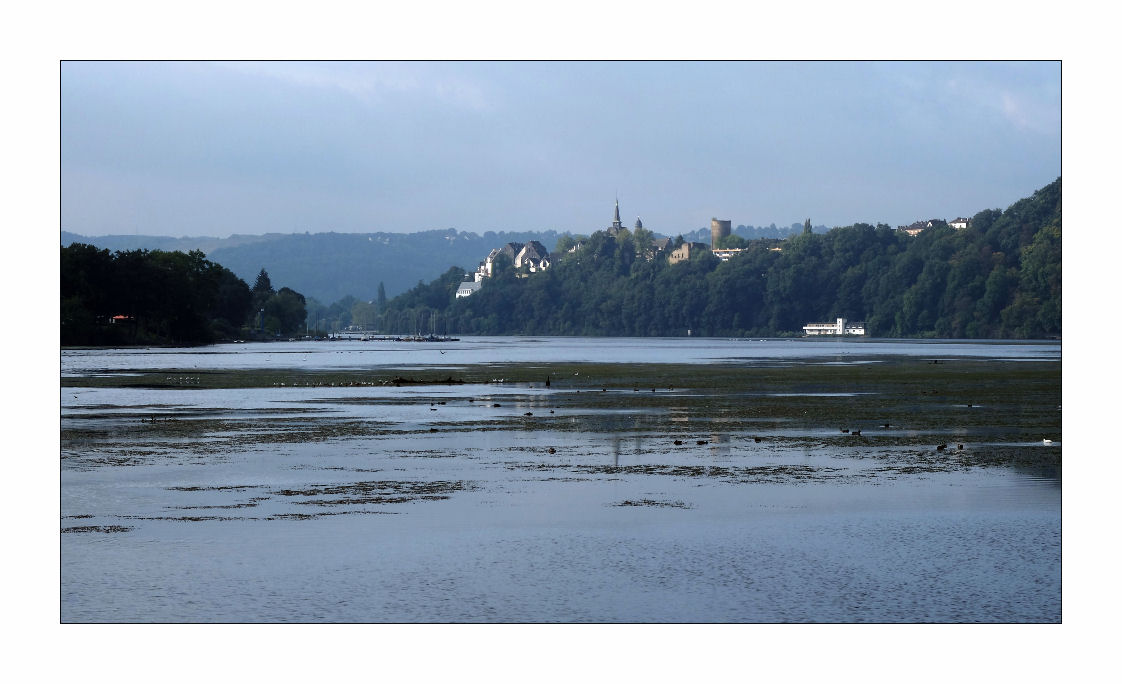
[60,337,1061,622]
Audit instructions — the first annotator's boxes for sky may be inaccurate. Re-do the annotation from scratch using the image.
[61,60,1061,238]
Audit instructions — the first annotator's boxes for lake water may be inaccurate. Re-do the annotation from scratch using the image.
[60,337,1061,622]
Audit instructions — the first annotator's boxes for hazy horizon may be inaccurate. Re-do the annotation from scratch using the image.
[62,61,1060,239]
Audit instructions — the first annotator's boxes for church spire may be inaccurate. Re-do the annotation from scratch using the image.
[611,197,622,231]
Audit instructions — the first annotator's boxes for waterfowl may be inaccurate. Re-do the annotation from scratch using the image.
[1042,438,1053,445]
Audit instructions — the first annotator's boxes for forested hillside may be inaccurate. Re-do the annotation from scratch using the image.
[63,228,566,304]
[60,223,822,305]
[380,178,1061,339]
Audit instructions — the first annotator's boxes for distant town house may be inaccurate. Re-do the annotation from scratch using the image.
[949,217,970,230]
[896,221,931,236]
[896,218,954,236]
[455,280,482,298]
[473,242,524,281]
[514,240,551,272]
[711,247,748,262]
[669,242,709,264]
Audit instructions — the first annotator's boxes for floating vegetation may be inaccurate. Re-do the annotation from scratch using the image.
[613,499,692,509]
[267,510,399,520]
[167,502,262,510]
[273,479,476,507]
[508,462,849,484]
[61,525,133,533]
[166,484,265,492]
[395,450,458,458]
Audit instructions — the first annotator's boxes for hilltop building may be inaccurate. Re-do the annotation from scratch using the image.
[607,198,645,237]
[711,218,731,246]
[608,199,624,235]
[669,241,709,264]
[712,247,748,262]
[515,240,551,272]
[474,242,524,281]
[897,218,955,236]
[455,280,482,298]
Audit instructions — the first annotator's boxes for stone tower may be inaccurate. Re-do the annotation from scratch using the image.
[711,218,731,246]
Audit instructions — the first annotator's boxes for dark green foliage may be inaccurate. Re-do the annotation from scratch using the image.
[61,228,569,305]
[252,268,274,297]
[715,234,748,249]
[263,287,307,336]
[61,246,257,345]
[61,246,309,345]
[379,266,467,335]
[379,178,1061,339]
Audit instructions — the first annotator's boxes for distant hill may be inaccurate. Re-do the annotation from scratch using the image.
[62,229,565,304]
[381,178,1062,339]
[60,221,830,304]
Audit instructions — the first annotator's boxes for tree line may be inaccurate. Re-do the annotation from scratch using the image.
[377,178,1060,339]
[61,245,307,345]
[62,178,1060,343]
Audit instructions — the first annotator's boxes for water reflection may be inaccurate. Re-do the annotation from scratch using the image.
[61,336,1061,375]
[61,338,1061,623]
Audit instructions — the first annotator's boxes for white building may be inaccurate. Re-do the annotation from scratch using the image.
[514,240,551,272]
[803,317,866,336]
[455,280,482,298]
[711,247,748,262]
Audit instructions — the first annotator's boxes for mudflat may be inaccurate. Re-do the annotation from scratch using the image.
[61,341,1061,622]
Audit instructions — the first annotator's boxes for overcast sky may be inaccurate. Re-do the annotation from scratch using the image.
[61,60,1060,238]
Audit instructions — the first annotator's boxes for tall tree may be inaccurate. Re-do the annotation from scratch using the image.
[377,282,388,310]
[252,268,274,296]
[251,268,275,315]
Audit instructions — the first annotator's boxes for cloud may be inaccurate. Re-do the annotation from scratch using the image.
[942,64,1060,135]
[215,61,492,111]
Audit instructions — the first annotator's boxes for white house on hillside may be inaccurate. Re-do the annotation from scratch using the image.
[456,280,482,298]
[514,240,551,272]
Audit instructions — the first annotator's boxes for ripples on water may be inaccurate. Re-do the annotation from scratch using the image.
[60,338,1061,622]
[61,336,1060,373]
